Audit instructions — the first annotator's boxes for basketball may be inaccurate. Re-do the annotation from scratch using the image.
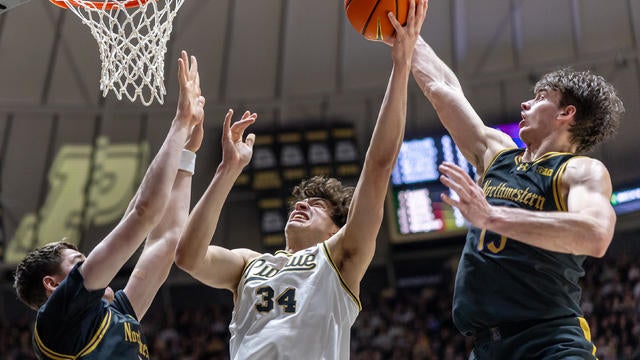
[345,0,410,41]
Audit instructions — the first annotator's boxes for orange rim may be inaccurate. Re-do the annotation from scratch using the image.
[50,0,153,10]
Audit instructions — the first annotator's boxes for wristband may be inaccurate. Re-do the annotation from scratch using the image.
[179,149,196,175]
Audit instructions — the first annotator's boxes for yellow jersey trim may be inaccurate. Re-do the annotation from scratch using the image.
[321,242,362,311]
[551,155,584,212]
[552,160,568,211]
[274,250,292,257]
[481,148,517,183]
[515,151,573,166]
[33,309,112,359]
[240,257,262,279]
[578,317,597,356]
[77,309,112,357]
[33,323,75,360]
[242,251,290,278]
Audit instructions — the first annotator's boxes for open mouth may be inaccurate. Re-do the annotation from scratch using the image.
[290,212,309,222]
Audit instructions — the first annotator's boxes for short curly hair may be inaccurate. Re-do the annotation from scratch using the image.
[534,68,624,153]
[289,176,355,228]
[13,241,79,310]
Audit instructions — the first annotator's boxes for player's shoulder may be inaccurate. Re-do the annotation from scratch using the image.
[564,156,611,184]
[484,127,519,152]
[565,155,608,173]
[232,248,263,264]
[481,146,522,173]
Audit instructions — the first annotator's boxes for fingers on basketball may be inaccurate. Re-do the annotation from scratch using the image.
[345,0,410,41]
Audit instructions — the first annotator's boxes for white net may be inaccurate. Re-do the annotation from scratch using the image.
[54,0,185,106]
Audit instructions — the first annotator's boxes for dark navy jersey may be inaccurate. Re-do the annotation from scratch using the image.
[33,263,149,359]
[452,148,587,335]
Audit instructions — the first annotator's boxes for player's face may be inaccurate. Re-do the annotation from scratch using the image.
[519,88,564,144]
[285,197,340,241]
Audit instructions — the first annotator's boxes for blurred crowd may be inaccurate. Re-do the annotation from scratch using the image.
[1,255,639,359]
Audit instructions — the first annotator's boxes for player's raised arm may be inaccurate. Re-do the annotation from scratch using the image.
[79,51,202,291]
[124,114,204,320]
[438,157,616,257]
[411,37,515,171]
[175,110,260,292]
[326,0,426,296]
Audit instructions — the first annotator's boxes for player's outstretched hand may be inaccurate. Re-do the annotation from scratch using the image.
[439,161,492,228]
[221,109,257,171]
[176,50,205,128]
[387,0,428,66]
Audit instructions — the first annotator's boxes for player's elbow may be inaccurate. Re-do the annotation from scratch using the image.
[425,82,461,105]
[174,249,190,270]
[589,244,608,258]
[174,245,197,273]
[130,200,164,226]
[174,256,194,273]
[583,226,613,258]
[589,234,612,258]
[572,212,614,258]
[364,150,398,174]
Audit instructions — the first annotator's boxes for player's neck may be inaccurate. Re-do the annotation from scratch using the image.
[523,136,576,162]
[284,226,333,253]
[284,237,323,253]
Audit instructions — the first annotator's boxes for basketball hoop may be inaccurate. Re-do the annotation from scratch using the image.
[50,0,185,106]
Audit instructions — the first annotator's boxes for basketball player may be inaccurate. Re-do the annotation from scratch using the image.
[407,9,625,359]
[13,51,205,359]
[174,1,428,358]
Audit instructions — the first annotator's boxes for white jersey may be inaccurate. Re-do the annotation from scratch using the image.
[229,241,361,360]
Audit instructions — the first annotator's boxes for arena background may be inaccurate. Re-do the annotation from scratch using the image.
[0,0,639,359]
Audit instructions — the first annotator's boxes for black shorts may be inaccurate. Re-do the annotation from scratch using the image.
[469,316,596,360]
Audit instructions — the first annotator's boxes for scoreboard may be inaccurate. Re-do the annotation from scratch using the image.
[387,122,524,243]
[387,134,475,242]
[241,124,360,248]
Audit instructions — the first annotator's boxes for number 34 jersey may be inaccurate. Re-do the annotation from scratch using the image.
[229,241,361,360]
